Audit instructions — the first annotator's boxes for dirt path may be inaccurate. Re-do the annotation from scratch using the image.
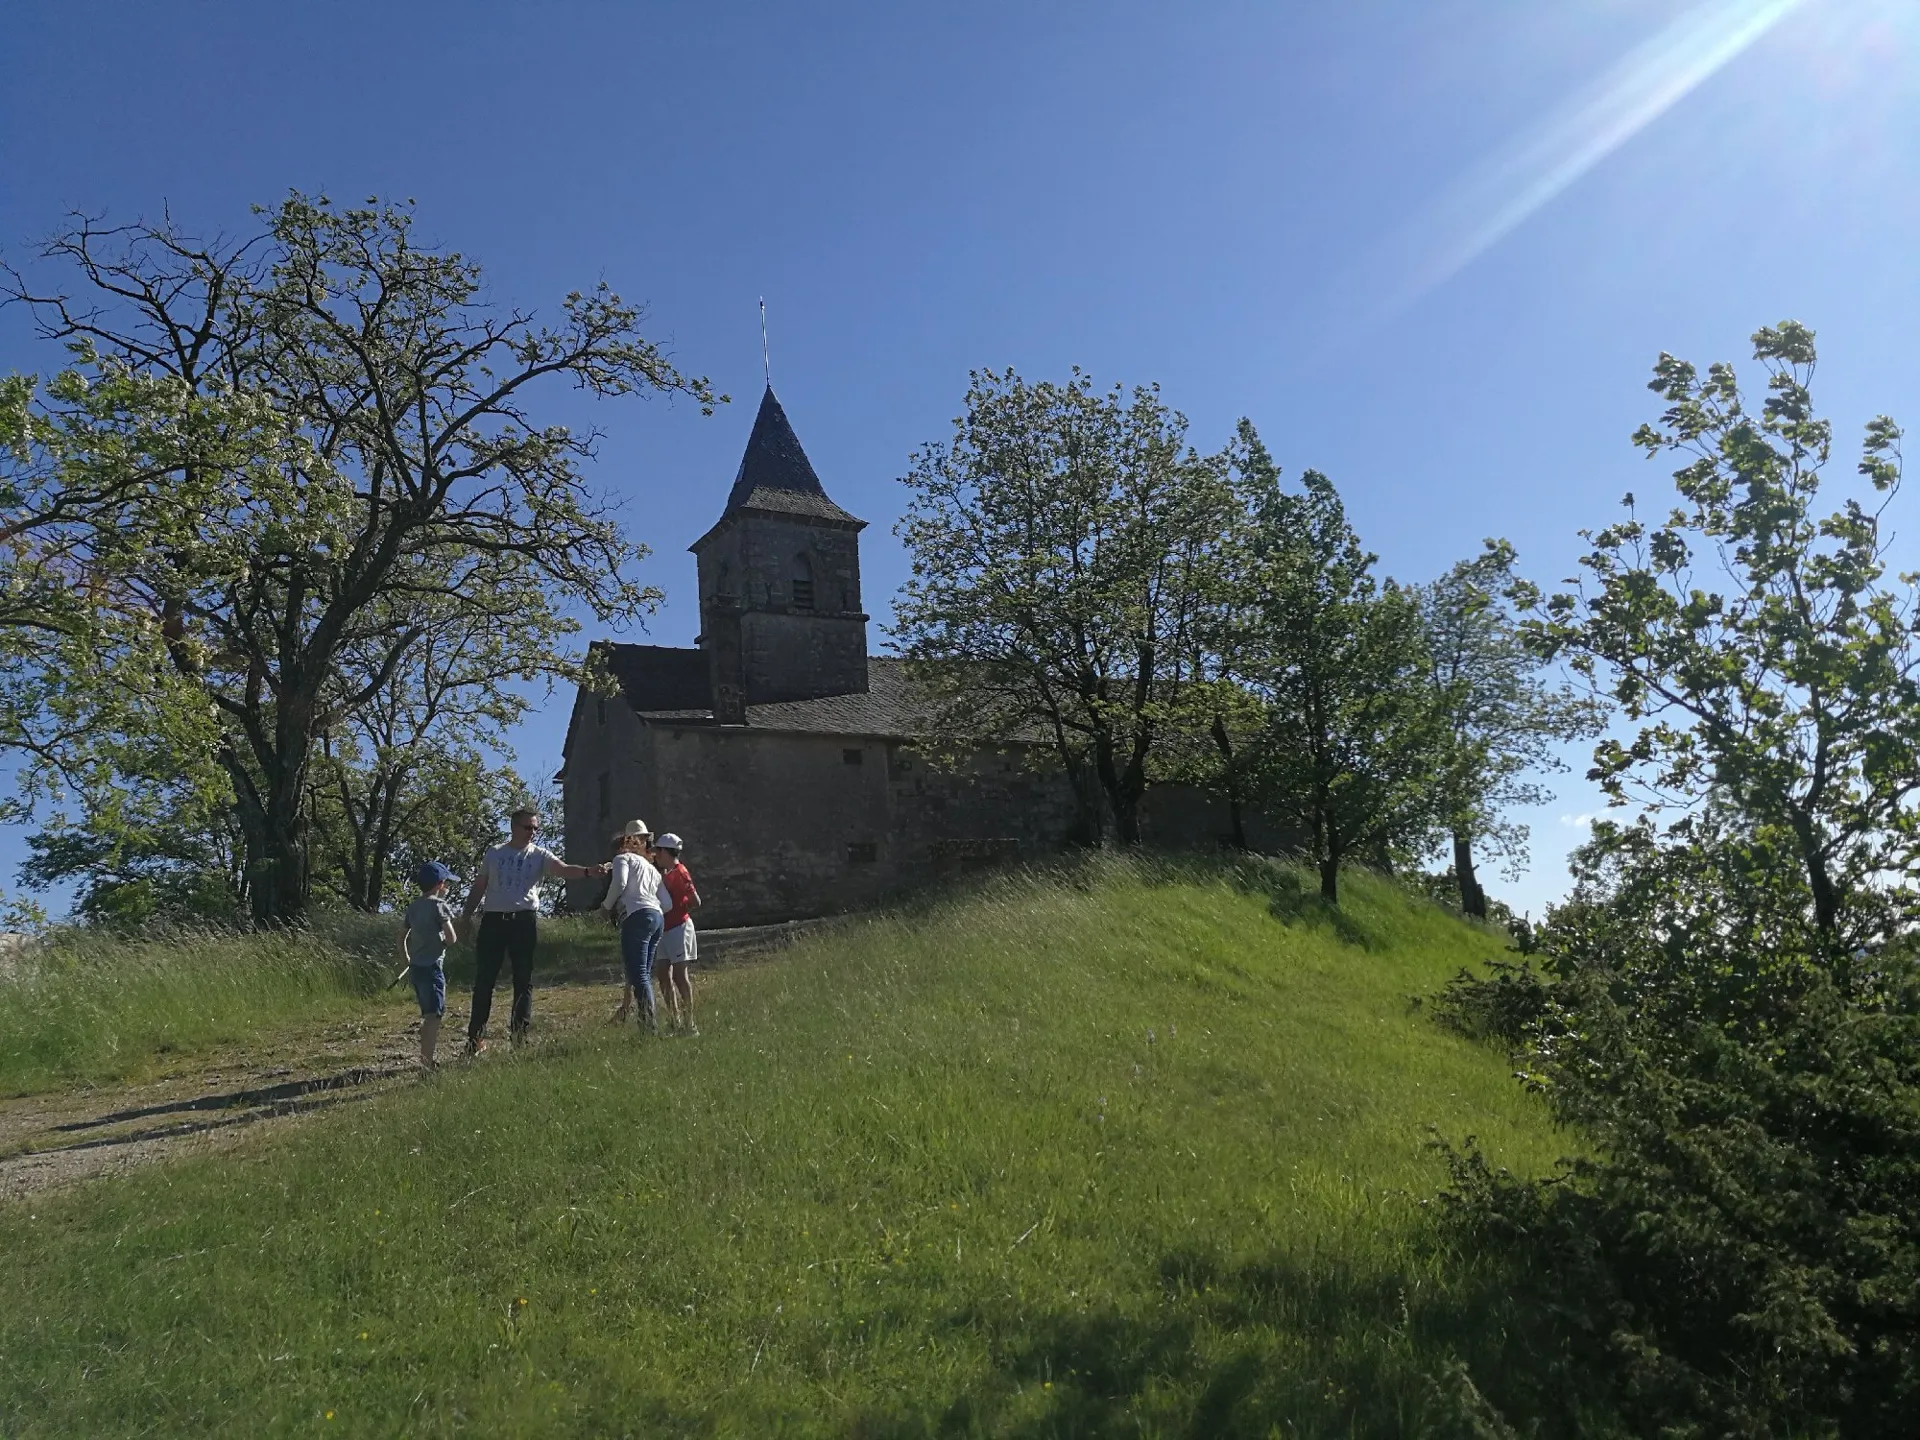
[0,920,826,1202]
[0,976,614,1201]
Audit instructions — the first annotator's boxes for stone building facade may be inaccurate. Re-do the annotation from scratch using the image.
[561,386,1257,925]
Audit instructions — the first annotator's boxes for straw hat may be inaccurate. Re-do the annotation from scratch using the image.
[621,818,653,839]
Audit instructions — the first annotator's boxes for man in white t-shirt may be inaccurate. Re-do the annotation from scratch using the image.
[459,807,607,1052]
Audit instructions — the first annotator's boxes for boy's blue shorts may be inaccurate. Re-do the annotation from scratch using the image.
[409,963,446,1017]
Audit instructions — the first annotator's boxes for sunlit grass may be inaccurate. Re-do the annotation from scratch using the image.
[0,912,400,1093]
[3,856,1559,1436]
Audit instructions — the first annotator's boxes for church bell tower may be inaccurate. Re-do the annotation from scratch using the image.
[691,387,868,721]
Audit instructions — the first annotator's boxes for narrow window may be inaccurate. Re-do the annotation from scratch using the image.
[847,841,877,864]
[791,552,815,610]
[843,748,863,766]
[715,558,735,601]
[597,771,610,820]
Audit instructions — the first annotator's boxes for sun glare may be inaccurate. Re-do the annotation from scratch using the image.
[1345,0,1814,330]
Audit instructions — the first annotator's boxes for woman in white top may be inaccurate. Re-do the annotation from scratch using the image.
[601,819,666,1034]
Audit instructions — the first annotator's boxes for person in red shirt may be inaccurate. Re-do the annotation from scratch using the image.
[653,832,701,1035]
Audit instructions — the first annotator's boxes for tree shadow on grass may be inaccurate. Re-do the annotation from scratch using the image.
[1225,862,1383,952]
[855,1244,1585,1439]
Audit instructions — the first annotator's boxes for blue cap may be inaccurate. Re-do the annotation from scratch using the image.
[414,860,454,889]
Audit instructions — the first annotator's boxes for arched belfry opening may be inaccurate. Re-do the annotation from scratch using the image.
[791,552,815,610]
[690,386,868,713]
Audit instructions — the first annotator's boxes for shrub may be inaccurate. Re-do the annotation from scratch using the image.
[1435,830,1920,1437]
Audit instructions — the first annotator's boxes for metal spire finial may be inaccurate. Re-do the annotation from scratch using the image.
[759,297,770,388]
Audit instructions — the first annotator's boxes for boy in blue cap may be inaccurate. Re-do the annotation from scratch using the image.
[402,861,460,1068]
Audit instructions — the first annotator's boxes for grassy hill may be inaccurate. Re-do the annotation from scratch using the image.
[3,858,1561,1437]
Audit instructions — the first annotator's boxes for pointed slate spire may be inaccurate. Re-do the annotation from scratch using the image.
[722,386,860,524]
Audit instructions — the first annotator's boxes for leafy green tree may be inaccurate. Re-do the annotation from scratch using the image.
[5,196,718,923]
[1241,464,1447,902]
[893,369,1240,844]
[1432,325,1920,1437]
[1418,541,1599,917]
[22,773,249,928]
[1532,320,1918,957]
[306,597,542,911]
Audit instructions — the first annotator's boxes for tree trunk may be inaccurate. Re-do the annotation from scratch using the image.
[1319,854,1340,903]
[1092,731,1144,847]
[232,747,313,925]
[1453,828,1487,919]
[251,809,310,924]
[1211,713,1247,851]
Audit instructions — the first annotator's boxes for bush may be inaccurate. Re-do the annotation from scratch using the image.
[1434,830,1920,1437]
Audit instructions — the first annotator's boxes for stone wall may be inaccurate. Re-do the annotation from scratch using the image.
[561,692,1303,924]
[566,719,1080,926]
[1138,783,1304,856]
[560,687,655,880]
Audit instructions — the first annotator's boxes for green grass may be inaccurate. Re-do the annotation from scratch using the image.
[4,857,1562,1437]
[0,913,401,1093]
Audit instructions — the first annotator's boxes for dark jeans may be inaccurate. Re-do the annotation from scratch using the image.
[470,909,538,1042]
[620,908,664,1032]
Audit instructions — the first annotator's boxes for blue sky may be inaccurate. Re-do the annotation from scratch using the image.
[4,1,1917,916]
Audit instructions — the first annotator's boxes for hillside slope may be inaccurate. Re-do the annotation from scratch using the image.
[5,858,1559,1438]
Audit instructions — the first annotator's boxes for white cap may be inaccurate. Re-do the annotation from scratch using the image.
[655,832,683,851]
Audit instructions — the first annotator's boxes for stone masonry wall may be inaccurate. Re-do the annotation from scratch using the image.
[561,689,655,900]
[580,725,1079,927]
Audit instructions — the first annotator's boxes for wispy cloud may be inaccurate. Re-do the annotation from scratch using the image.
[1559,813,1596,829]
[1340,0,1807,330]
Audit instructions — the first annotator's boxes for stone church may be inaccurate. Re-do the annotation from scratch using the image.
[560,387,1248,925]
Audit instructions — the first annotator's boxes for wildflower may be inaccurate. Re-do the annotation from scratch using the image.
[516,1297,528,1308]
[325,1412,335,1421]
[357,1331,368,1340]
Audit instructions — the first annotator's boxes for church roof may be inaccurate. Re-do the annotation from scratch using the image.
[596,643,927,737]
[601,643,714,713]
[718,387,862,528]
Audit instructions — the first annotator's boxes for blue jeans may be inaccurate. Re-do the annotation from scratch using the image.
[620,908,664,1031]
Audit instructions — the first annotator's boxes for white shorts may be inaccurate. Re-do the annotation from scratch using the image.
[660,920,697,965]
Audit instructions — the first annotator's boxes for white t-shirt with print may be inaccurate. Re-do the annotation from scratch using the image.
[481,842,563,912]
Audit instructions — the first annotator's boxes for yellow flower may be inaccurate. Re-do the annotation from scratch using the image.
[516,1297,528,1307]
[357,1331,368,1340]
[325,1412,335,1421]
